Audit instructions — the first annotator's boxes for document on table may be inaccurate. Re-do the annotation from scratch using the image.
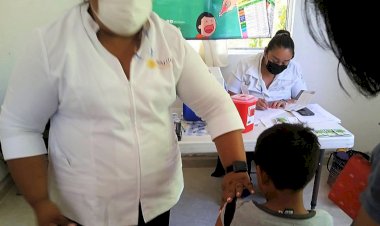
[254,108,286,125]
[291,104,341,124]
[284,90,315,111]
[261,116,299,128]
[255,108,301,127]
[182,121,208,136]
[312,128,351,137]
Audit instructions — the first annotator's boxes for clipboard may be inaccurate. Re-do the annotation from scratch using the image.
[284,90,315,111]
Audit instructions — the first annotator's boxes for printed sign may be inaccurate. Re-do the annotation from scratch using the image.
[153,0,275,40]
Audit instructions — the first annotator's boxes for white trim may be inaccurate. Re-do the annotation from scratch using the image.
[287,0,297,35]
[227,48,263,55]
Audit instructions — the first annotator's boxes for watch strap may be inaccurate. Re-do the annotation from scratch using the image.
[225,161,248,173]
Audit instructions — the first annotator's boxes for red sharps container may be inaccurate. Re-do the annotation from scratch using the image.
[231,94,257,133]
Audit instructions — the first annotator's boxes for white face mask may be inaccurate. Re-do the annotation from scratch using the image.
[94,0,152,36]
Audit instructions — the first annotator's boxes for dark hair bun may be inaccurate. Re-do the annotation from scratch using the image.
[275,29,291,37]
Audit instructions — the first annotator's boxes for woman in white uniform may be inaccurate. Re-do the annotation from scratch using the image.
[0,0,254,225]
[227,30,307,110]
[212,30,307,178]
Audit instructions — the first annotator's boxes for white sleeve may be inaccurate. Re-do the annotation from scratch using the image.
[176,42,244,140]
[226,61,245,94]
[291,63,307,98]
[0,30,58,160]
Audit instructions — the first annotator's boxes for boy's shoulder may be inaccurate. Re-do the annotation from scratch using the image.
[226,200,333,226]
[311,209,334,225]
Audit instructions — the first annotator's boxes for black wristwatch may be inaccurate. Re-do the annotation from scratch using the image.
[225,161,248,174]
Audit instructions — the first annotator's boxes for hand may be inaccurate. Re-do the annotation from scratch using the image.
[256,98,268,110]
[32,199,77,226]
[268,100,287,109]
[220,172,254,207]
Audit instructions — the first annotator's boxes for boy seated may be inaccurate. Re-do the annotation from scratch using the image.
[215,123,333,226]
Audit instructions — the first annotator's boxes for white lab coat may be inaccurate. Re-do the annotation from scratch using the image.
[0,3,243,225]
[227,53,307,102]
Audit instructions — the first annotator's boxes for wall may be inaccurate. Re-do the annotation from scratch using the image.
[294,0,380,152]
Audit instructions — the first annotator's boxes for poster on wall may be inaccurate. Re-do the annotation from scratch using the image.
[153,0,275,40]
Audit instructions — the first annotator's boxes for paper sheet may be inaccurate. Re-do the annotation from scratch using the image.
[183,121,208,136]
[292,104,341,124]
[254,108,286,125]
[285,90,315,111]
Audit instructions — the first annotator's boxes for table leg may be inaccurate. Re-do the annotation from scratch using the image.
[311,148,325,210]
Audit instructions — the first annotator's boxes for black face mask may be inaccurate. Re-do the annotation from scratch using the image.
[266,60,287,75]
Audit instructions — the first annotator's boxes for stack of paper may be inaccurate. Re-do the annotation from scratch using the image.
[284,90,315,111]
[183,121,208,136]
[313,128,351,137]
[291,104,341,124]
[254,108,286,125]
[261,116,299,128]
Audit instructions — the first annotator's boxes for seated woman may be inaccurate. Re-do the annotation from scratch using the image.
[228,29,306,109]
[211,30,307,177]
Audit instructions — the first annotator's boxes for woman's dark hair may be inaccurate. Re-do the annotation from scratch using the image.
[304,0,380,97]
[253,123,320,191]
[266,29,295,58]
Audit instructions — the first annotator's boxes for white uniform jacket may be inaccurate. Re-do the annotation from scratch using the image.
[227,53,307,102]
[0,3,243,225]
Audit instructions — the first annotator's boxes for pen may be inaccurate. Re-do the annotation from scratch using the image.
[260,86,268,109]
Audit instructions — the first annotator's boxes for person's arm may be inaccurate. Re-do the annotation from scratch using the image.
[225,61,245,95]
[215,213,224,226]
[214,131,254,201]
[176,40,254,202]
[0,30,74,226]
[290,61,307,99]
[7,156,76,226]
[267,100,287,109]
[265,62,306,109]
[7,155,48,208]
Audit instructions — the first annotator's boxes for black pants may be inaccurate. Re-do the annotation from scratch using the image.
[211,151,254,177]
[138,204,171,226]
[69,204,170,226]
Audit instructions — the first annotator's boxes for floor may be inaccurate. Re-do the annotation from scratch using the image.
[0,155,352,226]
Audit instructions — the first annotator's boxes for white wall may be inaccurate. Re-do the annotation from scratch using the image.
[222,0,380,153]
[293,0,380,152]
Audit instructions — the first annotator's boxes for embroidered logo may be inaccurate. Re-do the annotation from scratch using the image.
[154,58,173,69]
[146,58,157,69]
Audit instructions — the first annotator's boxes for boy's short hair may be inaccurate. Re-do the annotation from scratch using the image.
[253,123,320,191]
